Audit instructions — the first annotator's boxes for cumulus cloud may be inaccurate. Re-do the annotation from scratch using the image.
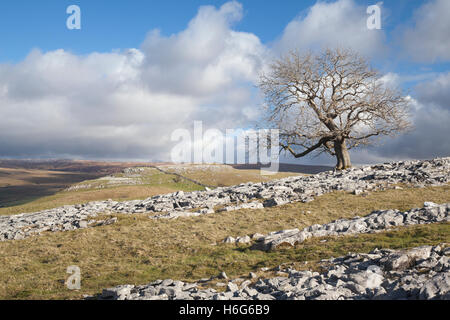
[398,0,450,62]
[0,1,267,161]
[0,0,448,165]
[415,72,450,109]
[270,0,449,165]
[379,72,401,87]
[274,0,387,57]
[140,1,265,97]
[355,73,450,162]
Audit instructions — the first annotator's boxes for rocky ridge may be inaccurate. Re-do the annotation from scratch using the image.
[146,157,449,219]
[95,244,450,300]
[232,202,449,250]
[1,157,449,241]
[0,201,118,241]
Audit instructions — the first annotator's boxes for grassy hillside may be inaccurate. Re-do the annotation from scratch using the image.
[0,168,204,216]
[0,164,305,216]
[0,184,448,300]
[160,164,303,187]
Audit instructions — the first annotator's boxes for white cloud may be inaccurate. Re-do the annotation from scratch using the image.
[379,72,401,87]
[0,1,267,161]
[274,0,387,57]
[140,1,266,97]
[359,74,450,161]
[0,0,448,165]
[275,69,450,166]
[415,72,450,109]
[399,0,450,62]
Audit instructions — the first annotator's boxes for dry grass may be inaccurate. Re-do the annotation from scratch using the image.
[208,184,450,237]
[162,165,302,187]
[0,170,204,216]
[0,166,302,216]
[0,184,448,300]
[0,186,191,216]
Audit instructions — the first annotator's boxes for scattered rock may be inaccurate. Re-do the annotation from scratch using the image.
[424,202,438,208]
[226,282,239,292]
[252,233,265,241]
[382,246,432,271]
[76,221,88,229]
[251,204,449,251]
[236,236,251,244]
[1,157,449,242]
[419,273,450,300]
[218,272,228,280]
[223,236,236,244]
[92,244,450,300]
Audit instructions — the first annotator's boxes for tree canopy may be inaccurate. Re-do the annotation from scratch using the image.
[258,48,412,169]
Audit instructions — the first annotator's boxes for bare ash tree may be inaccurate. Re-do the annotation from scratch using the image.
[258,48,412,170]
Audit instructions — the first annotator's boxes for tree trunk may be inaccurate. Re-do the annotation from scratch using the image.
[334,139,352,170]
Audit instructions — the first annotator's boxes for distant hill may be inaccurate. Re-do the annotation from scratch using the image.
[232,163,333,175]
[0,159,169,174]
[0,159,332,175]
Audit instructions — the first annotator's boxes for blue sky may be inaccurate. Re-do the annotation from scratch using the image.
[1,0,447,93]
[0,1,432,60]
[0,0,446,86]
[0,0,449,164]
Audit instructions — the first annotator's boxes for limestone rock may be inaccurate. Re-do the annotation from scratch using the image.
[92,244,449,301]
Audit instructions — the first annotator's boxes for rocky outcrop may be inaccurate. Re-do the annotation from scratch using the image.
[1,157,449,241]
[143,157,449,219]
[93,245,450,300]
[250,202,449,251]
[0,201,119,241]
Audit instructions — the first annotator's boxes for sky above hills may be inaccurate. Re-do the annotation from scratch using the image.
[0,0,449,165]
